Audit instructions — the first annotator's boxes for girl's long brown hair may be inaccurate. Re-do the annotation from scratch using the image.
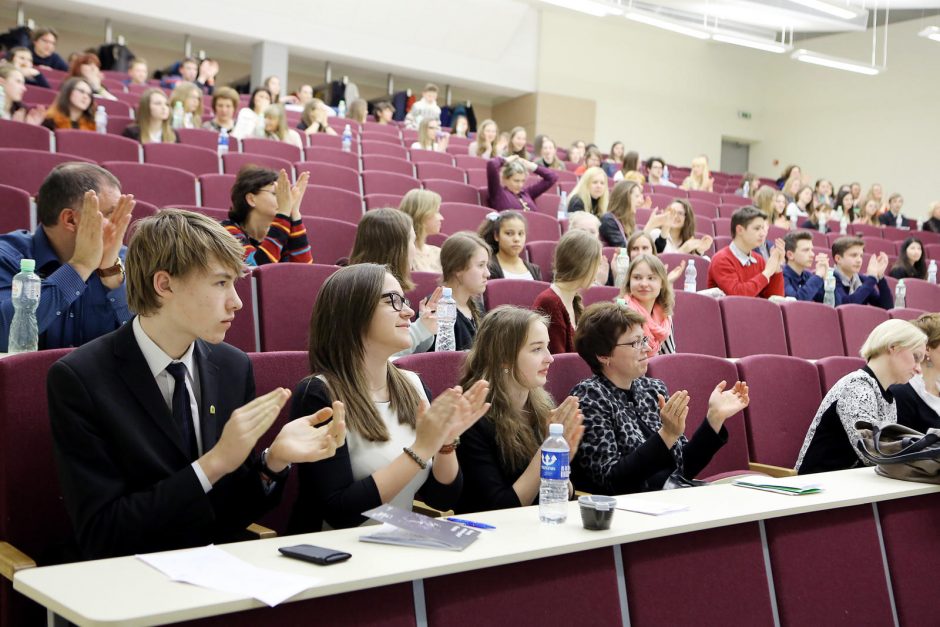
[350,208,415,291]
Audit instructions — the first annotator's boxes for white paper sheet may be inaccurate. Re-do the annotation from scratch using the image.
[615,497,690,516]
[137,545,318,607]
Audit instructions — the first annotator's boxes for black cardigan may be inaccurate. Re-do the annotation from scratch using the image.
[891,382,940,434]
[487,258,542,281]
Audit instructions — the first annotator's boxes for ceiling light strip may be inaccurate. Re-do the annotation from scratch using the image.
[791,49,880,75]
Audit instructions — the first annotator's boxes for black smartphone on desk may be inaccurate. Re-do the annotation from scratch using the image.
[279,544,352,565]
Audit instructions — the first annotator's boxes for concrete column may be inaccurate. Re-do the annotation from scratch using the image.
[251,41,288,92]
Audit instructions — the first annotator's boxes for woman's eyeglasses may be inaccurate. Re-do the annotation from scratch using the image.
[381,292,411,312]
[615,336,650,350]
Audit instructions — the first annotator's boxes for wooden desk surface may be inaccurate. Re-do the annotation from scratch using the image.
[14,468,939,627]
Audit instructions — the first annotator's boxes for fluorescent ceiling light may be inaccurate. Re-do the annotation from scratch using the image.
[712,33,789,54]
[791,49,880,75]
[540,0,622,17]
[787,0,858,20]
[625,11,711,40]
[919,26,940,43]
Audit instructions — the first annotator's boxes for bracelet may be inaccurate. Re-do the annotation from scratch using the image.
[403,446,428,470]
[438,437,460,455]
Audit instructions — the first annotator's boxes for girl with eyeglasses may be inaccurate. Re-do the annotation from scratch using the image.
[42,77,96,131]
[570,302,749,495]
[288,263,490,531]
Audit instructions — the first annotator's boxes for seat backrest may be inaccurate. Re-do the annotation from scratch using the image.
[520,211,561,243]
[534,192,562,217]
[300,216,357,266]
[102,161,197,207]
[226,274,258,352]
[54,129,141,163]
[143,142,220,176]
[393,352,467,399]
[814,355,865,395]
[672,291,726,357]
[361,141,408,159]
[780,300,845,359]
[847,223,883,239]
[303,146,359,171]
[364,193,404,210]
[861,237,898,257]
[736,354,822,468]
[240,137,302,163]
[439,203,491,234]
[0,183,32,232]
[408,150,455,166]
[362,170,420,197]
[454,155,488,171]
[422,179,479,205]
[222,152,293,177]
[404,271,443,310]
[415,163,465,183]
[254,264,339,351]
[689,199,719,219]
[581,285,619,307]
[888,307,927,321]
[837,304,890,358]
[646,352,751,478]
[484,279,551,310]
[0,148,92,195]
[0,119,54,151]
[176,127,222,151]
[197,173,236,209]
[902,278,940,311]
[525,241,557,281]
[294,162,362,194]
[362,155,415,177]
[544,352,592,403]
[719,296,788,358]
[299,185,364,222]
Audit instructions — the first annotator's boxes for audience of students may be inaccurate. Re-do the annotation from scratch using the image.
[288,263,488,530]
[231,87,271,139]
[30,27,69,71]
[203,86,238,133]
[645,156,675,188]
[800,202,832,232]
[889,237,928,281]
[122,88,177,144]
[533,134,566,171]
[42,77,96,131]
[405,83,442,130]
[347,98,368,125]
[261,104,304,149]
[373,101,395,124]
[506,126,529,159]
[879,193,912,228]
[8,45,48,88]
[222,167,311,266]
[680,155,714,192]
[797,319,926,474]
[168,81,204,129]
[575,147,602,176]
[0,65,44,124]
[450,114,469,138]
[650,199,713,255]
[599,180,642,248]
[571,302,747,494]
[533,230,601,354]
[568,211,612,286]
[411,117,448,152]
[469,119,501,158]
[68,52,116,101]
[125,58,149,86]
[437,232,491,351]
[399,189,444,273]
[707,206,784,298]
[891,314,940,433]
[485,156,557,212]
[297,99,337,136]
[830,236,893,309]
[455,306,583,514]
[479,211,542,280]
[567,166,609,216]
[782,231,828,302]
[923,202,940,233]
[603,141,625,178]
[620,254,676,355]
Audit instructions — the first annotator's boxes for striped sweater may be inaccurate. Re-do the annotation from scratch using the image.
[222,217,313,266]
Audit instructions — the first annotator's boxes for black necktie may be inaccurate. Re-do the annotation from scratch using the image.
[166,362,198,461]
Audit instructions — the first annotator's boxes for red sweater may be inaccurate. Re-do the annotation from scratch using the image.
[707,245,784,298]
[533,288,575,354]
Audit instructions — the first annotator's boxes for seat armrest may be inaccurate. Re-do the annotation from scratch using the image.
[246,523,277,539]
[748,462,798,478]
[0,542,36,581]
[412,500,453,518]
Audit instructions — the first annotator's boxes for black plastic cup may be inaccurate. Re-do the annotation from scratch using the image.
[578,495,617,530]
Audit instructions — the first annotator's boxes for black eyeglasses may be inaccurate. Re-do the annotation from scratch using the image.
[381,292,411,312]
[615,336,650,350]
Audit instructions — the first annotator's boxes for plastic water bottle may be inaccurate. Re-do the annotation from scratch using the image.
[823,269,836,307]
[818,219,826,234]
[217,128,229,155]
[789,213,798,230]
[662,164,670,182]
[895,280,906,309]
[929,260,937,285]
[840,216,848,235]
[896,213,903,228]
[539,423,570,524]
[183,111,193,129]
[435,287,457,352]
[613,247,629,289]
[171,101,184,129]
[0,84,6,120]
[684,259,697,292]
[557,191,568,221]
[742,181,750,198]
[8,259,41,353]
[337,100,346,118]
[94,106,107,134]
[341,124,352,153]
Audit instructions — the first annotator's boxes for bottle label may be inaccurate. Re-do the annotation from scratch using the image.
[12,280,39,300]
[540,449,570,480]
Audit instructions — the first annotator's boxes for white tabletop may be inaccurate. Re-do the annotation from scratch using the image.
[14,468,940,627]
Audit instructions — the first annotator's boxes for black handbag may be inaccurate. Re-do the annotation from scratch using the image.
[855,420,940,484]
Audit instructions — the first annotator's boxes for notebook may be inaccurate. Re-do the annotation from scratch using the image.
[359,504,481,551]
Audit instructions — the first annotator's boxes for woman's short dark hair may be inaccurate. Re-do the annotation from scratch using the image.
[228,165,277,223]
[574,302,645,375]
[248,87,272,111]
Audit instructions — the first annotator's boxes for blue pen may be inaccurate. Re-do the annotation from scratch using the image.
[446,517,496,530]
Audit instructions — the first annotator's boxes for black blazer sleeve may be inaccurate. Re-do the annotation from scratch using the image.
[122,124,141,141]
[599,213,627,248]
[567,195,585,213]
[678,418,729,480]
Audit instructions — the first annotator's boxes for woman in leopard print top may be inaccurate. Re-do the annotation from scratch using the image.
[570,302,749,494]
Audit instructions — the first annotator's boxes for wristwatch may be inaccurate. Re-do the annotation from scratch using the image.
[260,447,291,481]
[96,257,125,281]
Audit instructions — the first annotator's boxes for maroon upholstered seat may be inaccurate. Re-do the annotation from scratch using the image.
[393,351,467,399]
[253,264,340,351]
[719,296,788,358]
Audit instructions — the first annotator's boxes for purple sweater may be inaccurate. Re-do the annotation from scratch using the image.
[486,157,558,211]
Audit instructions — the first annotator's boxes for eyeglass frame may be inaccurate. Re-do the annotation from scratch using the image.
[380,292,411,312]
[614,335,651,351]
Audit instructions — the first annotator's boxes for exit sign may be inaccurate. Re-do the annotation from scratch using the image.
[738,111,752,120]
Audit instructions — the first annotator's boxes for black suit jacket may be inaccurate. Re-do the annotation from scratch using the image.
[48,321,282,560]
